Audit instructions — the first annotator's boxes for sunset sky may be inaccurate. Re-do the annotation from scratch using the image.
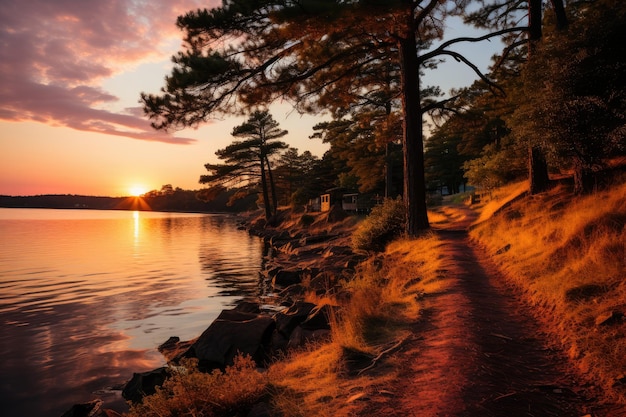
[0,0,501,197]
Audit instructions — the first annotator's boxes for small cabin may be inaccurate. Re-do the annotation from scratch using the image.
[318,191,374,213]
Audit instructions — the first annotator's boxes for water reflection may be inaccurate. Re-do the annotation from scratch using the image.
[133,210,140,241]
[0,209,264,416]
[198,216,265,299]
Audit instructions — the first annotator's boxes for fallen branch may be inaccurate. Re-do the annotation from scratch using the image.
[357,338,406,376]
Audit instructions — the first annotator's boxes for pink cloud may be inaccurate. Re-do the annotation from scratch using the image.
[0,0,218,144]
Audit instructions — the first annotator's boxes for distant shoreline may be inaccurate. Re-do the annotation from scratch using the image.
[0,191,256,213]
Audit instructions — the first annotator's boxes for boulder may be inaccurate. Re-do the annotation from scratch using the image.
[158,336,195,362]
[60,399,102,417]
[271,268,304,288]
[122,367,168,403]
[301,304,334,331]
[233,301,262,314]
[274,301,317,337]
[182,309,275,371]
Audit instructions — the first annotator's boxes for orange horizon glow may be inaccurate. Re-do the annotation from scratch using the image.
[129,185,147,197]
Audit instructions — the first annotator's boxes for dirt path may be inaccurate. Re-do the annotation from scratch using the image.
[360,209,625,416]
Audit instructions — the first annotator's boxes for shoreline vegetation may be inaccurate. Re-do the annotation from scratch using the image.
[61,173,625,417]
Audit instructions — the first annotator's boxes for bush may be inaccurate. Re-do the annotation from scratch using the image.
[351,197,406,252]
[126,355,266,417]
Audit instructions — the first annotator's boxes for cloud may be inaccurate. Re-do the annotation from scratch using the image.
[0,0,218,144]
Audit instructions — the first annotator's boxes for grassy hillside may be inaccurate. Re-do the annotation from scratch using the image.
[470,178,626,402]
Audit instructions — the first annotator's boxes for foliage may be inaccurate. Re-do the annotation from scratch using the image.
[126,356,266,417]
[425,128,465,194]
[351,197,406,252]
[463,135,526,190]
[506,0,626,194]
[311,111,403,196]
[273,148,320,207]
[200,110,288,219]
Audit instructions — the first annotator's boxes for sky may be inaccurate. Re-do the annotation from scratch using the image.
[0,0,503,197]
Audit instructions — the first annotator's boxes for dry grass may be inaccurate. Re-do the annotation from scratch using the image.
[268,233,446,417]
[470,179,626,401]
[126,356,266,417]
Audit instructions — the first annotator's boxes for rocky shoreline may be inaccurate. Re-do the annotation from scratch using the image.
[61,207,364,417]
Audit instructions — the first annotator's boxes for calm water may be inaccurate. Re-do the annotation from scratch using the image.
[0,208,264,417]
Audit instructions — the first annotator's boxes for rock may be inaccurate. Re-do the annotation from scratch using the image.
[158,336,195,362]
[234,301,262,314]
[495,244,511,254]
[274,301,317,337]
[122,367,168,403]
[271,268,304,288]
[287,326,331,349]
[182,309,276,371]
[299,233,336,245]
[270,329,289,354]
[60,399,102,417]
[277,283,306,298]
[595,310,625,326]
[158,336,180,352]
[301,304,334,330]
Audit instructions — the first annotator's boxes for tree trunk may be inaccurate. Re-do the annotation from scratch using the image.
[259,156,272,221]
[527,0,551,195]
[529,146,550,194]
[384,142,393,198]
[573,159,595,195]
[550,0,568,30]
[265,154,278,215]
[399,31,429,235]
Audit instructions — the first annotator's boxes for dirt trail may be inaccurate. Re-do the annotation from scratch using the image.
[360,207,625,417]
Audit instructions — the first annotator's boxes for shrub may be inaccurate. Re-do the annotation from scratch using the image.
[351,197,406,252]
[126,355,266,417]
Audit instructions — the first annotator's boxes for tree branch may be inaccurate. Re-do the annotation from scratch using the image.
[420,26,528,63]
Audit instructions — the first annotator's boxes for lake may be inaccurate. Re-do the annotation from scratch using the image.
[0,208,265,416]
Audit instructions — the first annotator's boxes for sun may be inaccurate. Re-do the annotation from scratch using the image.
[129,185,147,197]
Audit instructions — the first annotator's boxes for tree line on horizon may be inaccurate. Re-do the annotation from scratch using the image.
[141,0,625,229]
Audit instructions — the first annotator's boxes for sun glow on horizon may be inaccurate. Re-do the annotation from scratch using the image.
[129,185,147,197]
